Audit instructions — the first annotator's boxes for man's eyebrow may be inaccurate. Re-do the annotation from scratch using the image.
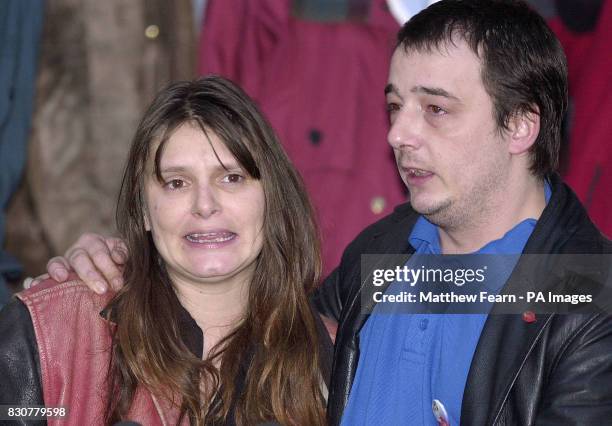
[385,84,460,103]
[412,85,460,101]
[384,83,401,98]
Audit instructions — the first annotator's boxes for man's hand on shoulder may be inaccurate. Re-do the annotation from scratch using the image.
[24,233,128,294]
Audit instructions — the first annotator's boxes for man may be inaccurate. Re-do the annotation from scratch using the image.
[23,0,612,424]
[313,2,612,425]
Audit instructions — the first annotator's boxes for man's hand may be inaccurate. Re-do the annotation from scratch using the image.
[29,233,128,294]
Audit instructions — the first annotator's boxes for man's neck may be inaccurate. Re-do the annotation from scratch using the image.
[438,175,546,254]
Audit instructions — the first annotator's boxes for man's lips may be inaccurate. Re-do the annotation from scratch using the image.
[184,231,236,244]
[401,167,434,178]
[400,167,435,188]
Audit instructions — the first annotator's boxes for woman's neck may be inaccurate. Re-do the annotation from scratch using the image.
[172,276,249,358]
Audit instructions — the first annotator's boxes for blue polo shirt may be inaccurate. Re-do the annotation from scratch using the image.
[340,184,551,425]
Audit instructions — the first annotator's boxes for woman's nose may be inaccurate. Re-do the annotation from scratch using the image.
[191,185,221,218]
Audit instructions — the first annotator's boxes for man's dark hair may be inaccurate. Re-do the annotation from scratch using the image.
[397,0,568,177]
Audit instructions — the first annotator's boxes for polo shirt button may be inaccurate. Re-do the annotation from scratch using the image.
[432,399,450,426]
[370,196,386,214]
[418,318,429,330]
[308,129,322,146]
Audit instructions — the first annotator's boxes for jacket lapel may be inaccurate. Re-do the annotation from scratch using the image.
[462,174,589,423]
[461,311,554,424]
[343,210,417,336]
[329,206,417,421]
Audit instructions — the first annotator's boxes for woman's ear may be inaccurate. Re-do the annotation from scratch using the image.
[507,107,541,156]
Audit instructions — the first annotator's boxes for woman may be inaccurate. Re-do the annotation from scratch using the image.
[0,76,331,425]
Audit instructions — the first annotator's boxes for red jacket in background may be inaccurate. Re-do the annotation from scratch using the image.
[198,0,407,275]
[548,0,612,237]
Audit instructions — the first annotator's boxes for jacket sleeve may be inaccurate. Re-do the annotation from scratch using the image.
[536,313,612,424]
[312,267,344,322]
[0,298,45,425]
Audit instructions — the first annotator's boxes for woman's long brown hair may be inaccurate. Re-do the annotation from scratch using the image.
[105,76,326,425]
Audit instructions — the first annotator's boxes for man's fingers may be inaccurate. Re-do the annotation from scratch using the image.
[57,233,127,293]
[23,277,33,289]
[106,237,128,265]
[105,237,127,291]
[67,248,108,294]
[23,274,50,289]
[47,256,71,282]
[92,248,125,291]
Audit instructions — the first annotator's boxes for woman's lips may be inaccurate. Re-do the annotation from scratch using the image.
[184,231,237,248]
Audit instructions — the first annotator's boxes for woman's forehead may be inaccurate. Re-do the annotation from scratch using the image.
[153,123,241,171]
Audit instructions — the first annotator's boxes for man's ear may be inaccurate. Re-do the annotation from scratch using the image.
[507,107,540,155]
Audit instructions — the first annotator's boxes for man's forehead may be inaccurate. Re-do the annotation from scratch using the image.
[387,40,484,92]
[396,28,483,56]
[392,36,481,64]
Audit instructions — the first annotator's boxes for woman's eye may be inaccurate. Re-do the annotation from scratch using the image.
[165,179,186,190]
[221,174,244,184]
[427,105,447,115]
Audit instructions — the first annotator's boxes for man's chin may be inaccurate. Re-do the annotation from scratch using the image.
[410,199,443,216]
[410,199,452,225]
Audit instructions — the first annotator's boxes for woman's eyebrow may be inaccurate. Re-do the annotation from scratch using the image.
[159,162,243,174]
[158,165,188,173]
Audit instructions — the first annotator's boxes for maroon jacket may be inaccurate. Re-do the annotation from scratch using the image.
[198,0,407,275]
[548,0,612,237]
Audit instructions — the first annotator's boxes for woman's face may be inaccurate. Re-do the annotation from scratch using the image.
[143,122,265,289]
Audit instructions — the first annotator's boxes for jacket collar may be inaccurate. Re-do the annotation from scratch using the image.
[342,203,417,338]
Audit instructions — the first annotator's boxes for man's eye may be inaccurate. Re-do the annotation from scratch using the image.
[427,105,447,115]
[386,103,400,113]
[221,174,244,184]
[165,179,186,189]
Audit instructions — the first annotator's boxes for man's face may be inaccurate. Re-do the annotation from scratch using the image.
[386,40,512,230]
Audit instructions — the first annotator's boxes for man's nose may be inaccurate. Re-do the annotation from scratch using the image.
[387,107,425,150]
[192,185,220,218]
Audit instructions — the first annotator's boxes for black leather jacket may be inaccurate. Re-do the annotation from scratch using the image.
[314,174,612,425]
[0,301,44,426]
